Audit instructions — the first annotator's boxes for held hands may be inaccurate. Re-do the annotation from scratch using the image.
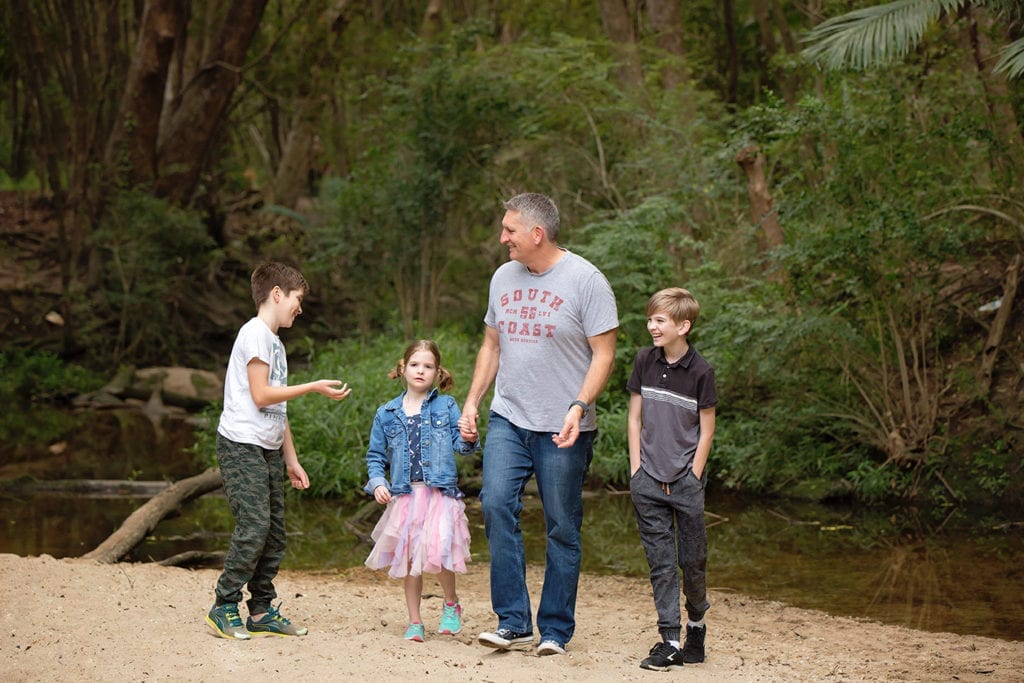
[314,379,351,401]
[373,485,392,504]
[458,408,479,443]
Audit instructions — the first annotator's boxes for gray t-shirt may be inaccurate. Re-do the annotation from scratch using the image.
[484,249,618,433]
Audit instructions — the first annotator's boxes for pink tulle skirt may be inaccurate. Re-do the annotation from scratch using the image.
[365,483,472,579]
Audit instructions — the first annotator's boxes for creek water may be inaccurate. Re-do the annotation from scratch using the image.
[2,407,1022,642]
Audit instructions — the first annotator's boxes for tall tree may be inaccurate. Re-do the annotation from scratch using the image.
[646,0,688,89]
[154,0,269,203]
[598,0,644,88]
[104,1,186,189]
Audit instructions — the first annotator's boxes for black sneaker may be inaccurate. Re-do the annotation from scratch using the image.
[478,627,534,650]
[640,641,683,671]
[681,625,706,663]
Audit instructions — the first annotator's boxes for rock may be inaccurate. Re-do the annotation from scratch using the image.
[133,367,223,403]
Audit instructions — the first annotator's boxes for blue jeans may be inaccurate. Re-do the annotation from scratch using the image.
[480,412,594,646]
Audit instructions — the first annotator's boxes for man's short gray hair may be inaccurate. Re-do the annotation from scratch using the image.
[504,192,560,242]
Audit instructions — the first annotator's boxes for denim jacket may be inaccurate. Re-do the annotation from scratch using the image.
[363,389,478,499]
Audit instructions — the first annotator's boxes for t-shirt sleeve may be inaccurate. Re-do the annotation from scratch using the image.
[626,349,646,394]
[697,366,718,409]
[581,270,619,337]
[239,323,273,368]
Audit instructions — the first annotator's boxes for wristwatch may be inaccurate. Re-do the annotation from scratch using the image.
[569,400,589,417]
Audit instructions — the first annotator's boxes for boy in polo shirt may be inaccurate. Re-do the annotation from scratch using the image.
[626,287,717,671]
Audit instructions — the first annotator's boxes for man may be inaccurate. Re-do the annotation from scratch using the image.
[459,192,618,656]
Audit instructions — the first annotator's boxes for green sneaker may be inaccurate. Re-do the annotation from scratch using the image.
[404,622,425,641]
[206,603,251,640]
[246,603,309,637]
[438,602,462,634]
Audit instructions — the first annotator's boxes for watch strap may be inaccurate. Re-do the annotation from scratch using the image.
[569,399,589,417]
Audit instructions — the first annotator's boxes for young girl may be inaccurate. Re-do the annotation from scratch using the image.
[363,340,479,642]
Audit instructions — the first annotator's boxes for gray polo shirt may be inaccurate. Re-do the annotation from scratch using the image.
[626,344,718,483]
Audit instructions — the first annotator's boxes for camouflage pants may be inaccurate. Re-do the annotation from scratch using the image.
[213,434,287,615]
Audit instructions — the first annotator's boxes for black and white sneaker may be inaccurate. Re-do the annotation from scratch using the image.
[681,625,706,663]
[536,639,566,656]
[640,641,684,671]
[478,627,534,650]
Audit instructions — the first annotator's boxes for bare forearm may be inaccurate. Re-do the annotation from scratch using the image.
[627,393,642,474]
[464,329,499,412]
[252,381,324,407]
[282,421,299,467]
[692,408,716,478]
[575,329,617,405]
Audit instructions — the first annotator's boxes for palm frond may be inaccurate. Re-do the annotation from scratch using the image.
[994,35,1024,79]
[802,0,968,71]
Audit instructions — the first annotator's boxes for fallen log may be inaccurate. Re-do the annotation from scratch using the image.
[157,550,227,568]
[82,467,223,563]
[0,478,170,497]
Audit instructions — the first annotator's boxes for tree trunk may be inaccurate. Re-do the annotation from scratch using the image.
[267,0,353,208]
[751,0,798,103]
[154,0,269,204]
[964,7,1024,184]
[270,116,317,208]
[82,467,223,564]
[103,0,185,189]
[722,0,739,104]
[158,550,227,567]
[980,253,1022,394]
[598,0,643,89]
[736,143,784,278]
[646,0,687,90]
[421,0,444,39]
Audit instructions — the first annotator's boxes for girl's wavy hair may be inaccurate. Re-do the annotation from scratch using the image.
[388,339,454,391]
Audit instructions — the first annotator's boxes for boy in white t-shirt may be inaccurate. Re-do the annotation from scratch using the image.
[206,262,351,639]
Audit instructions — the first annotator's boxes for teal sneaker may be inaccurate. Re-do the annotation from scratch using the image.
[206,602,251,640]
[438,602,462,635]
[404,622,425,642]
[246,603,308,637]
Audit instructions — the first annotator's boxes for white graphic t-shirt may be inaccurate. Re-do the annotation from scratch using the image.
[484,250,618,433]
[217,317,288,449]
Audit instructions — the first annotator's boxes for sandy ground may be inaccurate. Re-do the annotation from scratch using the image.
[3,553,1022,682]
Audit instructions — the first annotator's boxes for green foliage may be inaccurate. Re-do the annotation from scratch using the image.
[87,191,219,366]
[0,351,103,461]
[722,68,1008,500]
[0,350,102,400]
[804,0,1024,80]
[310,42,525,335]
[588,403,629,487]
[803,1,965,72]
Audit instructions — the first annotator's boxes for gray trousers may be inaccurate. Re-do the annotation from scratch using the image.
[214,434,287,615]
[630,467,710,643]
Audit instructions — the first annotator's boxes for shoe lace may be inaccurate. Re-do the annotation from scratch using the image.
[266,603,292,625]
[650,641,676,657]
[223,605,244,627]
[443,604,458,619]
